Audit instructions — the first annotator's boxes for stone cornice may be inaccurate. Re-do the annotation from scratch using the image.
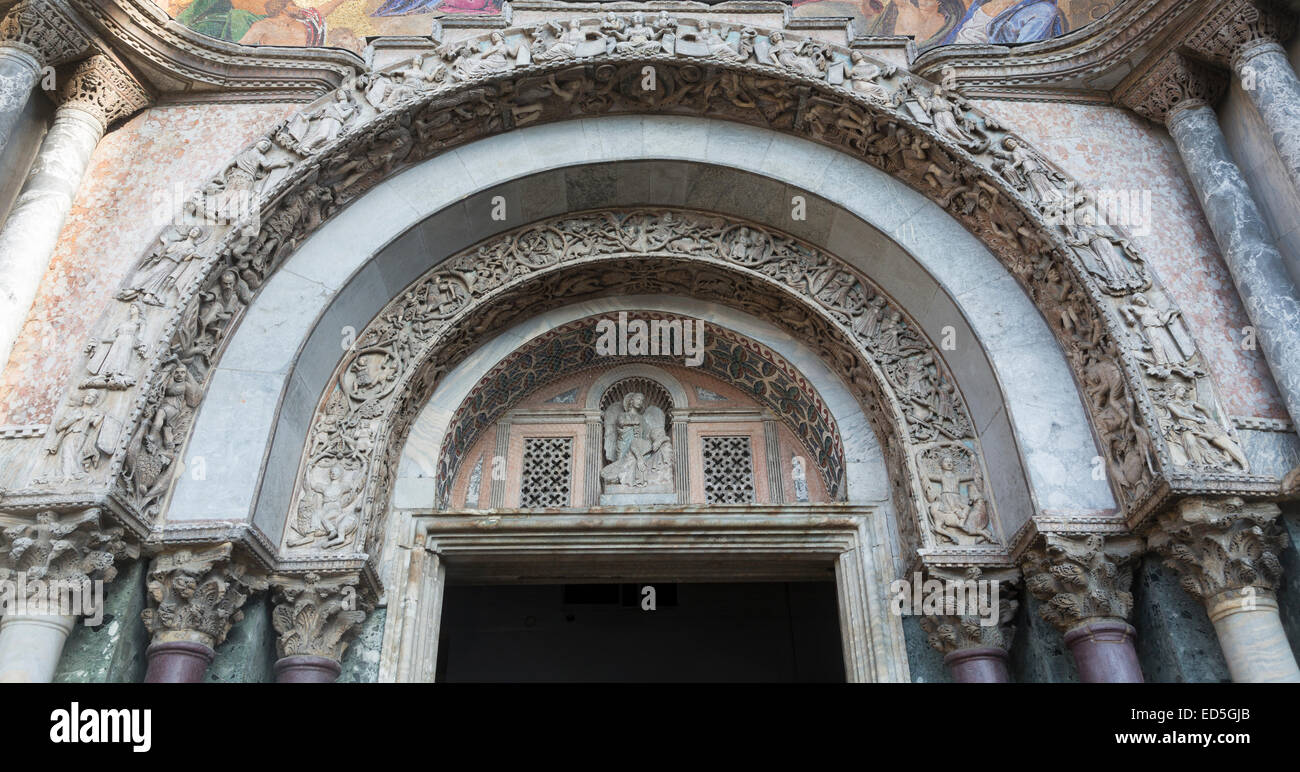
[66,0,359,103]
[912,0,1204,104]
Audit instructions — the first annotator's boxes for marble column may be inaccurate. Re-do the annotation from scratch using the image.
[1020,532,1145,682]
[1126,52,1300,433]
[140,543,267,683]
[0,44,43,150]
[1148,496,1300,683]
[271,573,369,684]
[0,507,136,682]
[1187,0,1300,196]
[0,614,76,682]
[0,0,90,151]
[919,567,1018,683]
[0,54,149,376]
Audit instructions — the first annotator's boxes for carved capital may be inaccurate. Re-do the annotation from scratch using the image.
[1019,533,1141,634]
[58,54,150,130]
[1147,496,1288,602]
[271,572,370,662]
[1187,0,1295,68]
[1121,53,1228,126]
[0,0,90,68]
[140,542,268,648]
[0,508,137,613]
[918,567,1019,654]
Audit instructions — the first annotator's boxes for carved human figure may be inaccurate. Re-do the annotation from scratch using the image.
[600,392,674,491]
[1164,384,1249,471]
[46,391,105,481]
[85,302,147,388]
[1065,207,1143,289]
[767,32,825,78]
[613,12,667,54]
[926,85,979,148]
[848,51,895,103]
[922,453,991,544]
[995,136,1063,208]
[226,138,291,196]
[198,269,253,337]
[289,462,362,549]
[118,226,208,307]
[533,18,585,61]
[301,90,357,151]
[697,21,744,62]
[1122,293,1192,370]
[456,31,520,78]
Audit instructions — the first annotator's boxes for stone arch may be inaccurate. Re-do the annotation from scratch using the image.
[12,13,1266,568]
[584,365,689,412]
[277,208,999,570]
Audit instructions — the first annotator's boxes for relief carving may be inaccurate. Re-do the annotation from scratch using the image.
[1147,496,1286,601]
[1020,533,1140,634]
[26,13,1247,553]
[600,392,674,494]
[140,543,267,647]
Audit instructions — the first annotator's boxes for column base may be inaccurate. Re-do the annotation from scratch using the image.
[943,646,1010,683]
[1064,619,1144,683]
[144,640,215,683]
[275,655,342,683]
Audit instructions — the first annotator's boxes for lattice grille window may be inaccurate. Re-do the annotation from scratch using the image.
[520,437,574,508]
[702,436,756,505]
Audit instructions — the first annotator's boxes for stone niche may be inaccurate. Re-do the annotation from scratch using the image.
[446,362,830,510]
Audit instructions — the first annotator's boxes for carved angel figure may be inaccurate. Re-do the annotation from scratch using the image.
[1122,293,1194,372]
[289,462,364,549]
[117,225,208,307]
[535,19,585,61]
[1163,384,1249,471]
[600,392,674,492]
[84,302,147,388]
[611,12,670,54]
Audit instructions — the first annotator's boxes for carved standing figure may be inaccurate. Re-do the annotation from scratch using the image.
[85,302,147,388]
[46,391,105,481]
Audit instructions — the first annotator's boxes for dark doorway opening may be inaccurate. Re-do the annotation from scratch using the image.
[436,581,845,682]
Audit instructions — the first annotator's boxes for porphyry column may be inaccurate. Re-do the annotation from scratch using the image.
[1124,52,1300,434]
[140,543,267,683]
[1021,532,1144,682]
[0,0,89,150]
[271,572,369,683]
[0,53,149,375]
[919,567,1018,683]
[1148,496,1300,683]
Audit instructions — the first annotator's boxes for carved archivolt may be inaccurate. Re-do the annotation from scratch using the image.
[286,209,995,563]
[11,13,1264,566]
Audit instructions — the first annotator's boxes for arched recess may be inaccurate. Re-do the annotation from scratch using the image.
[265,206,1006,569]
[10,15,1267,571]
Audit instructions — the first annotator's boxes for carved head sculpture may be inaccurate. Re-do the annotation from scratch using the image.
[81,390,101,407]
[490,31,504,44]
[623,392,645,414]
[256,138,272,153]
[939,456,955,472]
[1002,136,1020,151]
[770,31,784,44]
[1131,293,1150,308]
[632,12,645,25]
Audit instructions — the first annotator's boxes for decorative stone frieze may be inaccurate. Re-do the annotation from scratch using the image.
[140,542,268,648]
[270,572,369,662]
[58,54,151,129]
[1019,532,1141,633]
[0,508,136,612]
[0,0,90,66]
[1146,496,1287,600]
